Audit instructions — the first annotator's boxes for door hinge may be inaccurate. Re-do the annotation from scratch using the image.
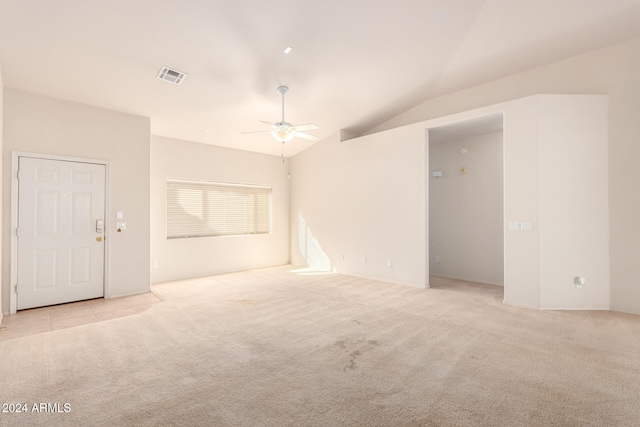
[15,227,19,237]
[15,284,18,294]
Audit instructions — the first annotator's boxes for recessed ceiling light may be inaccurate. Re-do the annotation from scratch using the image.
[283,46,292,54]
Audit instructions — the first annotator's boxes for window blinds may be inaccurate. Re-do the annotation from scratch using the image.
[167,179,271,238]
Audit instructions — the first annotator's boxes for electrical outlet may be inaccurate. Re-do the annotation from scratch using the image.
[435,256,440,263]
[387,260,392,268]
[362,257,367,264]
[152,261,159,269]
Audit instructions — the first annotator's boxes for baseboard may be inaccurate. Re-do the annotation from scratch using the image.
[108,288,152,299]
[152,262,291,285]
[503,300,540,310]
[540,306,610,311]
[429,273,504,287]
[334,271,428,289]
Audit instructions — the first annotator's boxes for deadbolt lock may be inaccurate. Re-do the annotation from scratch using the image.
[96,236,103,242]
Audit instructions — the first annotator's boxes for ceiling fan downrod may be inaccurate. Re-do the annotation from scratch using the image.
[277,86,288,124]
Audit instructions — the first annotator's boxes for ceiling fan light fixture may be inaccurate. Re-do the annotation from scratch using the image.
[273,128,295,143]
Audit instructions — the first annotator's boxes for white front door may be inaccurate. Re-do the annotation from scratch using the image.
[17,157,106,310]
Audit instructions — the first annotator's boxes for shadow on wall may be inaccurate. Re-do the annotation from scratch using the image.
[295,213,334,275]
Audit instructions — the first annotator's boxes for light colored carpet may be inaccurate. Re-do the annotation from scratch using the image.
[1,265,640,426]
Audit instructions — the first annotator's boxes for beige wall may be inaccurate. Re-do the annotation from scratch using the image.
[368,36,640,314]
[538,95,610,309]
[291,94,609,311]
[2,89,151,313]
[429,132,503,286]
[150,136,290,283]
[290,127,427,287]
[502,97,540,308]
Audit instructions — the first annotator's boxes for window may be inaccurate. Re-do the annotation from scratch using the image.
[166,179,271,238]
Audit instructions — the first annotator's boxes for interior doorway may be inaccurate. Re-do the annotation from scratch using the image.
[14,155,107,310]
[427,113,504,293]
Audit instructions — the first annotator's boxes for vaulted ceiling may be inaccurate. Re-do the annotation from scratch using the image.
[1,0,640,156]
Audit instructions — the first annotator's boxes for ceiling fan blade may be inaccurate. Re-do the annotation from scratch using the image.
[293,132,318,141]
[258,120,280,131]
[293,123,318,132]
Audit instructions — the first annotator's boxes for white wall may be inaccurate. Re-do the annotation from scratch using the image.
[502,95,609,310]
[367,36,640,314]
[502,97,540,309]
[290,127,427,287]
[291,94,608,311]
[538,96,609,309]
[2,89,151,313]
[150,136,290,283]
[429,132,503,286]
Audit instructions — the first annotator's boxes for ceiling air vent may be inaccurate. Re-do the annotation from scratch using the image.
[157,66,186,85]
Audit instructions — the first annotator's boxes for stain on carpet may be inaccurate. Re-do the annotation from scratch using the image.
[335,338,380,371]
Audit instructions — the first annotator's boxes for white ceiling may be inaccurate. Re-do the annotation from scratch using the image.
[1,0,639,157]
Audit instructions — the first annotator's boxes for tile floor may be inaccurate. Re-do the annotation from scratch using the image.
[0,292,162,341]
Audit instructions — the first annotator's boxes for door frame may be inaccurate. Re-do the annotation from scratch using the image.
[9,151,111,314]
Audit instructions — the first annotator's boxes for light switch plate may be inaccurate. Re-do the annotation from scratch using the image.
[508,221,520,231]
[520,221,533,232]
[116,221,127,230]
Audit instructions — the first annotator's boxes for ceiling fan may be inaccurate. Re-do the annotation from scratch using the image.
[243,86,318,143]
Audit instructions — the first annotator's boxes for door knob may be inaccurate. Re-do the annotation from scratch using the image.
[96,236,103,242]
